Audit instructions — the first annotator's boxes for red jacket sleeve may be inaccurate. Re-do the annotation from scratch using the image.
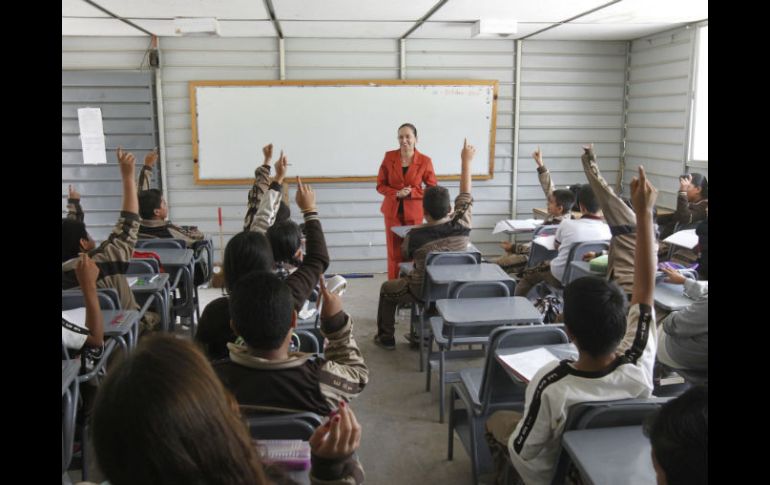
[376,157,398,197]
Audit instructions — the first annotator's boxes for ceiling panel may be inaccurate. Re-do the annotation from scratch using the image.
[580,0,707,23]
[130,19,277,37]
[62,0,108,18]
[273,0,436,21]
[281,21,413,38]
[62,17,147,36]
[90,0,268,20]
[531,22,687,41]
[432,0,608,22]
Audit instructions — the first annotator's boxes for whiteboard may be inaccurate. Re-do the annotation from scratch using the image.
[191,80,498,184]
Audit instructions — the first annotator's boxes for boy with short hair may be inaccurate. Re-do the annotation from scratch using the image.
[214,273,368,415]
[486,166,658,485]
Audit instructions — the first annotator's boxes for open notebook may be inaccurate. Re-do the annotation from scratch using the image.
[498,347,561,383]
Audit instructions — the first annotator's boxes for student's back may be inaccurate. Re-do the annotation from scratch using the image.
[549,216,611,282]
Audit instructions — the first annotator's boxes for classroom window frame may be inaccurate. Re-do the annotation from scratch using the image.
[687,23,708,169]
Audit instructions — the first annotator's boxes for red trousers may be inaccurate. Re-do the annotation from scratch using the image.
[385,214,410,279]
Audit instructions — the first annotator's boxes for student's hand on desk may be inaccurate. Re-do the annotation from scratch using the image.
[582,251,597,262]
[262,143,273,166]
[296,176,316,212]
[661,266,686,285]
[143,147,158,168]
[75,253,99,288]
[499,241,513,252]
[309,402,362,459]
[68,184,80,201]
[629,166,657,213]
[273,151,288,184]
[318,275,343,319]
[116,146,136,178]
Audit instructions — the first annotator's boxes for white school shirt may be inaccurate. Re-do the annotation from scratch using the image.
[550,217,611,283]
[508,303,657,485]
[62,313,88,351]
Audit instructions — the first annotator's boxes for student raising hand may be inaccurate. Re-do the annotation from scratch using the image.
[296,176,317,213]
[262,143,273,166]
[116,146,136,178]
[318,275,343,320]
[143,147,158,168]
[273,151,288,184]
[68,184,80,201]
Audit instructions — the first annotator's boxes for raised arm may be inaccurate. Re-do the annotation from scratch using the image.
[75,253,104,348]
[243,144,274,230]
[460,138,474,194]
[137,148,158,192]
[672,174,707,224]
[629,165,657,307]
[66,184,84,222]
[533,146,555,197]
[246,151,286,233]
[117,147,139,215]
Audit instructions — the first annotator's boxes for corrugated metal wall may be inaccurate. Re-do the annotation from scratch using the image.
[516,40,627,219]
[64,33,703,272]
[62,37,158,243]
[625,27,696,209]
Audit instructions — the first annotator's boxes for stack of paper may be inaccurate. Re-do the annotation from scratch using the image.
[498,347,560,382]
[492,219,543,234]
[533,235,556,250]
[663,229,698,249]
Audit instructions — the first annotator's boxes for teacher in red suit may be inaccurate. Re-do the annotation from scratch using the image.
[376,123,438,279]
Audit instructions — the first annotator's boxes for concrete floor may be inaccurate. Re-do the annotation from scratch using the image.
[68,273,483,485]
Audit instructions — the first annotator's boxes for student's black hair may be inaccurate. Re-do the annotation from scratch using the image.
[398,123,417,137]
[267,219,302,266]
[423,185,451,220]
[689,172,708,199]
[643,385,708,485]
[223,231,274,292]
[275,201,291,225]
[577,185,600,214]
[138,189,163,220]
[62,219,88,262]
[563,276,627,358]
[230,271,294,351]
[551,189,576,214]
[696,219,708,280]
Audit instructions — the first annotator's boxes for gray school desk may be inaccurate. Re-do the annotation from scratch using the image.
[568,260,606,281]
[391,225,416,239]
[62,359,80,397]
[62,359,81,475]
[654,281,694,312]
[151,248,195,322]
[128,273,171,332]
[495,343,578,384]
[562,425,656,485]
[426,263,515,301]
[101,309,141,352]
[436,297,542,327]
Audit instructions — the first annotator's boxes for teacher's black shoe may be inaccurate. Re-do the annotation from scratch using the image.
[374,335,396,350]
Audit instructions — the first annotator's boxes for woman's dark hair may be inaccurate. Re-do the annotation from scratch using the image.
[223,231,273,292]
[689,173,708,199]
[92,335,268,485]
[398,123,417,137]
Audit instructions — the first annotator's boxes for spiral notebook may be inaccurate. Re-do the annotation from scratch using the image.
[255,440,311,471]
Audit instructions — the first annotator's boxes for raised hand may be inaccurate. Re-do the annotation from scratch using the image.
[75,253,100,285]
[679,174,692,192]
[629,165,657,213]
[68,184,80,200]
[581,143,596,164]
[461,138,476,165]
[116,146,136,179]
[309,402,362,460]
[318,275,343,319]
[144,147,158,168]
[295,176,316,212]
[532,146,543,167]
[274,151,288,183]
[262,143,273,166]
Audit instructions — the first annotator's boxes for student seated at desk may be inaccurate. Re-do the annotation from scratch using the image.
[214,272,368,415]
[195,177,329,360]
[62,148,160,333]
[485,166,658,485]
[492,148,575,273]
[657,173,708,241]
[513,185,611,298]
[644,385,707,485]
[88,335,364,485]
[62,253,104,356]
[375,139,475,350]
[656,220,708,375]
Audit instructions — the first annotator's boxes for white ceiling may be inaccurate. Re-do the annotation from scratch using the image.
[61,0,708,40]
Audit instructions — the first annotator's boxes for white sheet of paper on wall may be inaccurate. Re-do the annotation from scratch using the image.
[78,108,107,165]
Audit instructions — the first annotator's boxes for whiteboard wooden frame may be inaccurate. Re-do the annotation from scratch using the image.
[189,79,499,185]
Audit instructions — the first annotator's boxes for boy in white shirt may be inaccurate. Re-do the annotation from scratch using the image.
[486,166,658,485]
[514,185,611,297]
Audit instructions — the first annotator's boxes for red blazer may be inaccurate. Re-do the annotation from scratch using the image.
[377,148,438,222]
